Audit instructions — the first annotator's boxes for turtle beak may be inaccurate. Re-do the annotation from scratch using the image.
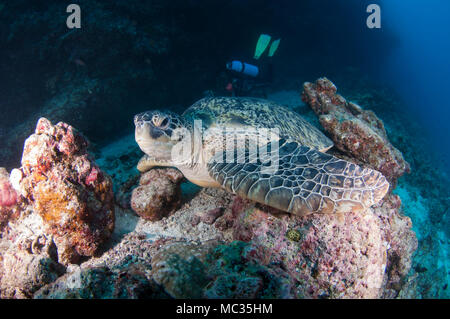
[134,112,156,142]
[135,120,151,145]
[134,113,174,162]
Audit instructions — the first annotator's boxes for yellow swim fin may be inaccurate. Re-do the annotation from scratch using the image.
[268,38,280,57]
[254,34,271,60]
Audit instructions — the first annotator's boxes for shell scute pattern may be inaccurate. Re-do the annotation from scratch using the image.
[208,139,389,215]
[183,97,334,152]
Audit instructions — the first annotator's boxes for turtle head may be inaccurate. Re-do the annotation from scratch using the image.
[134,110,191,168]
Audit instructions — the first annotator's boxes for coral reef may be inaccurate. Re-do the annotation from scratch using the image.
[150,240,214,298]
[41,188,416,299]
[31,234,294,299]
[308,70,449,298]
[301,78,410,186]
[23,193,417,300]
[0,168,17,208]
[122,238,293,299]
[17,118,115,264]
[87,173,416,300]
[1,118,115,269]
[131,168,184,221]
[34,262,169,299]
[32,233,163,298]
[0,87,423,299]
[197,208,225,225]
[227,195,417,298]
[203,241,294,298]
[0,168,18,229]
[0,234,65,298]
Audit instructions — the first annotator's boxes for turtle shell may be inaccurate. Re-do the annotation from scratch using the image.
[182,97,333,152]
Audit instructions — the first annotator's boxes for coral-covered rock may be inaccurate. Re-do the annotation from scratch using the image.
[375,195,419,298]
[149,239,294,298]
[203,241,295,298]
[0,168,18,229]
[34,233,167,299]
[214,196,252,232]
[229,194,417,299]
[26,191,416,299]
[0,234,65,299]
[34,235,294,299]
[34,262,168,299]
[150,240,213,298]
[0,168,17,208]
[301,78,410,186]
[13,118,115,264]
[131,168,184,221]
[196,207,225,225]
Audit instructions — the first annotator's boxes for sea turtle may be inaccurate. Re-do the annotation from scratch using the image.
[134,97,389,215]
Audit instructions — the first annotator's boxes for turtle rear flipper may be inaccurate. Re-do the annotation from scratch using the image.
[207,140,389,215]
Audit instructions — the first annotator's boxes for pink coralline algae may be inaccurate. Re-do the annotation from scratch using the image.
[301,78,410,186]
[228,193,417,299]
[192,207,225,226]
[0,168,18,229]
[131,168,184,221]
[85,166,100,186]
[0,168,17,208]
[14,118,115,264]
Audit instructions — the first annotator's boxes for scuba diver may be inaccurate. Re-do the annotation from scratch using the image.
[225,34,280,97]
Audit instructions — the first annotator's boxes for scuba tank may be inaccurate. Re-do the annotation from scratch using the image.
[226,61,259,77]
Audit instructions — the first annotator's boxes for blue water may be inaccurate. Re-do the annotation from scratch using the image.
[380,0,450,169]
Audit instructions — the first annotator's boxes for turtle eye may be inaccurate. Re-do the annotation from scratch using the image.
[151,114,170,129]
[159,117,170,129]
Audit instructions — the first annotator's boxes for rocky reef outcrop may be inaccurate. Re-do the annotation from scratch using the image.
[0,168,19,230]
[301,77,410,186]
[0,118,115,298]
[15,118,115,264]
[0,79,418,298]
[131,168,184,221]
[30,189,416,299]
[227,196,416,298]
[0,234,65,298]
[34,235,295,299]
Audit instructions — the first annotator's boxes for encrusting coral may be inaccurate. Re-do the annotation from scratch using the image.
[301,77,410,187]
[227,194,417,298]
[1,118,115,266]
[0,168,18,230]
[131,168,184,221]
[0,234,65,298]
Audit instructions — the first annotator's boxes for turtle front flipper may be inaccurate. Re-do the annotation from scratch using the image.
[137,155,173,172]
[207,140,389,215]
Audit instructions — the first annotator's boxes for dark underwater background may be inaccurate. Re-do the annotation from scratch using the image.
[0,0,448,298]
